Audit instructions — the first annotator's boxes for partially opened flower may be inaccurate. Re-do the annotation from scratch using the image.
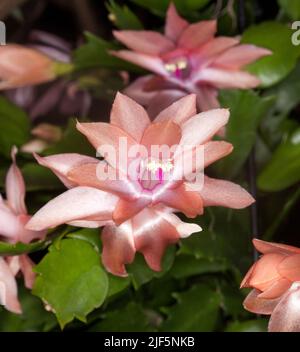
[111,3,271,115]
[241,238,300,332]
[0,147,46,314]
[0,44,71,90]
[27,93,254,276]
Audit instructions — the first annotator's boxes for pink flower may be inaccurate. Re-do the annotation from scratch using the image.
[111,3,271,115]
[27,93,254,276]
[0,147,47,314]
[0,44,60,90]
[241,239,300,332]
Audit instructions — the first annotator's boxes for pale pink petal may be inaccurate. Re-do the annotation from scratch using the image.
[258,278,291,299]
[194,85,220,111]
[178,20,217,49]
[243,288,280,315]
[253,238,300,255]
[0,201,21,240]
[5,146,27,214]
[213,45,272,70]
[68,220,108,228]
[249,253,285,291]
[191,175,255,209]
[269,282,300,332]
[200,67,261,89]
[165,3,188,41]
[132,208,180,271]
[0,257,22,314]
[113,196,151,226]
[102,222,135,276]
[278,254,300,282]
[111,92,150,141]
[110,50,166,75]
[203,141,233,168]
[19,254,35,289]
[17,214,47,243]
[113,30,174,55]
[179,109,230,148]
[34,153,98,189]
[124,75,158,106]
[154,94,197,125]
[26,187,118,231]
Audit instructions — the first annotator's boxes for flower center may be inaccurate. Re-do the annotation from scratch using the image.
[164,56,191,80]
[138,158,173,191]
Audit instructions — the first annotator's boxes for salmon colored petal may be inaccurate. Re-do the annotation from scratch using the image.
[194,85,220,111]
[102,222,135,277]
[253,238,300,255]
[141,121,181,150]
[26,187,118,231]
[76,121,138,173]
[67,162,141,200]
[203,141,233,168]
[132,208,180,271]
[34,153,98,188]
[5,146,27,215]
[113,196,151,226]
[110,50,166,75]
[240,262,257,288]
[213,45,272,70]
[111,92,150,141]
[258,278,291,299]
[178,20,217,49]
[113,30,174,55]
[165,3,188,41]
[191,175,254,209]
[19,255,35,289]
[278,254,300,281]
[179,109,230,149]
[154,184,203,218]
[249,253,285,291]
[0,257,22,314]
[124,75,157,106]
[200,67,261,89]
[243,288,280,315]
[268,282,300,332]
[154,94,197,125]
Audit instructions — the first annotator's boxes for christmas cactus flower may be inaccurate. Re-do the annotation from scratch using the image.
[111,3,271,115]
[0,148,47,314]
[26,93,254,276]
[241,239,300,332]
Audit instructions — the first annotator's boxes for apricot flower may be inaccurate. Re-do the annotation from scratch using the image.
[0,148,47,314]
[111,3,271,115]
[27,93,254,276]
[241,238,300,332]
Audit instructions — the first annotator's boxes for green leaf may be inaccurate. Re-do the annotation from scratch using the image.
[258,127,300,191]
[0,97,30,157]
[33,239,109,328]
[0,286,57,332]
[66,228,102,253]
[242,22,300,87]
[89,302,152,332]
[73,32,140,72]
[0,239,50,256]
[161,284,221,332]
[106,0,143,29]
[225,319,268,332]
[107,274,130,297]
[216,89,274,178]
[127,246,176,289]
[278,0,300,20]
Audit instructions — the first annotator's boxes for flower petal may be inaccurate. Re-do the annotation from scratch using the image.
[113,30,174,55]
[26,187,118,231]
[111,92,150,142]
[19,255,36,289]
[0,257,22,314]
[110,50,166,75]
[102,222,135,277]
[213,44,272,70]
[165,3,188,41]
[253,238,300,255]
[34,153,98,188]
[178,20,217,49]
[268,282,300,332]
[203,141,233,168]
[243,288,280,315]
[124,75,158,106]
[154,94,197,125]
[5,146,27,214]
[278,254,300,282]
[258,278,291,299]
[132,208,180,271]
[194,85,220,111]
[0,200,21,240]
